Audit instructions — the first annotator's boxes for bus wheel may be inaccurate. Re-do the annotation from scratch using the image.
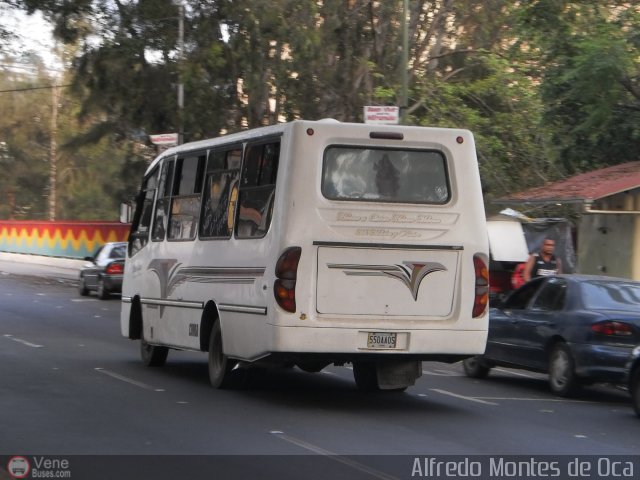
[462,356,490,378]
[353,362,380,392]
[208,321,236,389]
[140,339,169,367]
[296,361,329,373]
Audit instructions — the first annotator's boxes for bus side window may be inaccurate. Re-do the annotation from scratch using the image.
[199,148,241,239]
[152,158,175,242]
[128,167,159,256]
[168,152,205,241]
[236,141,280,239]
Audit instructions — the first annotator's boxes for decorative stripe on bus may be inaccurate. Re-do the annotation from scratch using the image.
[312,241,463,250]
[176,267,266,277]
[167,266,266,288]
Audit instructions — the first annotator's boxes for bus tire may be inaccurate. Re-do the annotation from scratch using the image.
[208,321,236,389]
[296,361,329,373]
[141,339,169,367]
[353,362,380,391]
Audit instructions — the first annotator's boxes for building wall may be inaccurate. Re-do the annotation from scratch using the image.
[578,214,634,278]
[0,221,130,259]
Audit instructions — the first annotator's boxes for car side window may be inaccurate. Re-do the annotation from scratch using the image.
[503,278,544,310]
[531,279,567,311]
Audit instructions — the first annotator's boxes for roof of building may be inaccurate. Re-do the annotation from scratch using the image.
[495,161,640,204]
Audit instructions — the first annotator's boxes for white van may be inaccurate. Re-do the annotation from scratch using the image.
[121,120,489,391]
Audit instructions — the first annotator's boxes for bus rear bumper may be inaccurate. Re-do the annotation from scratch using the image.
[267,324,488,359]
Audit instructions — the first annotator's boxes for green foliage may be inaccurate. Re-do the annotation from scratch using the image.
[518,1,640,174]
[0,60,52,219]
[2,0,640,219]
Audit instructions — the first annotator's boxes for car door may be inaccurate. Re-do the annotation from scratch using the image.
[83,246,104,289]
[512,277,567,370]
[485,278,544,364]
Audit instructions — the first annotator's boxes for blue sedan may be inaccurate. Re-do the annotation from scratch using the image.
[463,275,640,396]
[627,345,640,417]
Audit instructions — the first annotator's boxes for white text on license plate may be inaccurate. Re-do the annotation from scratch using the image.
[367,332,397,349]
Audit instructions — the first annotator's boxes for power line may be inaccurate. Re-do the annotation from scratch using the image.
[0,84,72,94]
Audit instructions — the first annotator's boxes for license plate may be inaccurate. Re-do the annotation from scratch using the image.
[367,332,397,349]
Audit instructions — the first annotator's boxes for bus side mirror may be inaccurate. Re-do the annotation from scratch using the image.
[120,203,133,223]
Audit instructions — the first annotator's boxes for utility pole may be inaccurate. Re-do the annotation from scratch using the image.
[400,0,409,125]
[48,84,61,221]
[177,1,184,145]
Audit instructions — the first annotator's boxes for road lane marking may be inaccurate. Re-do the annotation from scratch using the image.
[422,369,461,376]
[430,388,498,405]
[476,396,597,404]
[270,431,398,480]
[494,368,540,378]
[4,334,43,348]
[94,368,165,392]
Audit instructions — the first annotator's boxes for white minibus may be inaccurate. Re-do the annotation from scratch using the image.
[121,119,489,391]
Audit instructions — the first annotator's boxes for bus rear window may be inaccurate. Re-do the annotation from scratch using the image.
[322,146,450,204]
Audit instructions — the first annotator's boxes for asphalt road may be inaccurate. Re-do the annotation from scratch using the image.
[0,260,638,479]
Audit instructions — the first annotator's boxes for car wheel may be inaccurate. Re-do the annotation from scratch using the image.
[208,321,242,389]
[78,276,89,296]
[632,368,640,418]
[140,339,169,367]
[97,278,109,300]
[548,343,579,397]
[462,356,491,379]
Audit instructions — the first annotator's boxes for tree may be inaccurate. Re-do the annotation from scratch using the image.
[0,55,53,219]
[517,1,640,174]
[6,0,640,220]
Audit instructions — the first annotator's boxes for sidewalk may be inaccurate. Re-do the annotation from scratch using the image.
[0,252,85,282]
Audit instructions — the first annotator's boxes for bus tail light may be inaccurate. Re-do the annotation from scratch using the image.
[274,247,302,313]
[472,255,489,318]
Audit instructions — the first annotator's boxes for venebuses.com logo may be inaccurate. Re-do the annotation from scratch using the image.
[6,456,72,479]
[7,456,30,479]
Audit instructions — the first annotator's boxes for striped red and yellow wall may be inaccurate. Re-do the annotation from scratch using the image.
[0,221,130,259]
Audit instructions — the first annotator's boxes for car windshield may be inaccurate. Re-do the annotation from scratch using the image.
[581,280,640,310]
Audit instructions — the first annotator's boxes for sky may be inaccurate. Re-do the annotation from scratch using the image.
[1,7,62,74]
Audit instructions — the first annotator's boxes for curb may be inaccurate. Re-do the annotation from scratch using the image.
[0,252,86,270]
